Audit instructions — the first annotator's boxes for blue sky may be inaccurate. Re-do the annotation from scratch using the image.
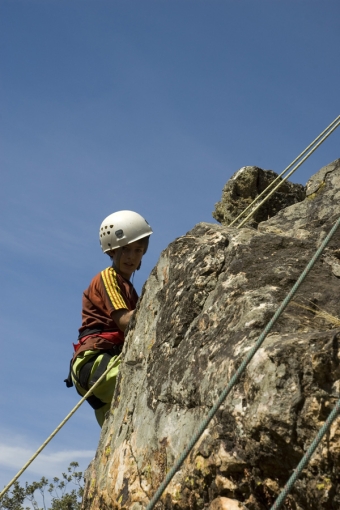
[1,0,340,495]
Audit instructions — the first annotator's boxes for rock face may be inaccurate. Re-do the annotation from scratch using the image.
[82,160,340,510]
[212,166,305,228]
[258,159,340,244]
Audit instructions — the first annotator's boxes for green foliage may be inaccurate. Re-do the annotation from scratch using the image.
[0,463,83,510]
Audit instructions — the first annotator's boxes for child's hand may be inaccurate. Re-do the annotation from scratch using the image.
[111,309,135,332]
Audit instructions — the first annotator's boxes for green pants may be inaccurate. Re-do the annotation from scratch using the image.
[72,350,121,427]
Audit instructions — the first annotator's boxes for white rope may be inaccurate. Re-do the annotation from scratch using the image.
[0,354,121,500]
[228,115,340,228]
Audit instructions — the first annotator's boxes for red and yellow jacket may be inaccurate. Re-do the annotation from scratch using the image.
[73,266,138,359]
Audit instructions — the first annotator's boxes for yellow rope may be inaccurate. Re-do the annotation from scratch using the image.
[228,115,340,228]
[0,354,121,500]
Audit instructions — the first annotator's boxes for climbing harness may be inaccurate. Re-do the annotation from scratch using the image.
[69,347,122,410]
[0,355,121,501]
[229,115,340,228]
[145,216,340,510]
[2,118,339,507]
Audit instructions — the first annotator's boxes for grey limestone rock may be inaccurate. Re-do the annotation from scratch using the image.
[258,159,340,245]
[82,160,340,510]
[212,166,305,229]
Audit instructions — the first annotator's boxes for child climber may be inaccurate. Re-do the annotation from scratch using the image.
[65,210,153,427]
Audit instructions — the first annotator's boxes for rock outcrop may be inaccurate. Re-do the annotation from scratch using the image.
[82,160,340,510]
[212,166,305,228]
[258,159,340,245]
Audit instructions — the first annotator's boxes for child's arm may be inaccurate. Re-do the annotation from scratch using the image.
[111,309,134,332]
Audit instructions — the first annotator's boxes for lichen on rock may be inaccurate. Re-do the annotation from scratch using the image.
[212,166,305,228]
[82,159,340,510]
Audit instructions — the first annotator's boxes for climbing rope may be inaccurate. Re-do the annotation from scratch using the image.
[236,118,340,229]
[2,118,339,507]
[0,354,121,501]
[270,396,340,510]
[228,115,340,228]
[145,216,340,510]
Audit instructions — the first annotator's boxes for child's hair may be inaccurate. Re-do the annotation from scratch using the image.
[139,235,150,253]
[107,236,150,259]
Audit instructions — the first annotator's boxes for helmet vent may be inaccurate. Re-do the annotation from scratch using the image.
[99,211,152,254]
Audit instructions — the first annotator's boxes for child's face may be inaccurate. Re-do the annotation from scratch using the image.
[112,240,145,279]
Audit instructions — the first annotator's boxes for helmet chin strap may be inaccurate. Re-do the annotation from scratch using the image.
[111,249,122,274]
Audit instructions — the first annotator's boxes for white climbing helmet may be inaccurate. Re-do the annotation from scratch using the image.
[99,210,153,253]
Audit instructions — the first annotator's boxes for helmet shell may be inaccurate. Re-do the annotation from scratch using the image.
[99,210,153,253]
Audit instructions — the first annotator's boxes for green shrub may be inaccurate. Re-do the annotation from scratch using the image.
[0,462,83,510]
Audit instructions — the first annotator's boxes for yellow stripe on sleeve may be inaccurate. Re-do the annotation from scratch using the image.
[101,268,127,310]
